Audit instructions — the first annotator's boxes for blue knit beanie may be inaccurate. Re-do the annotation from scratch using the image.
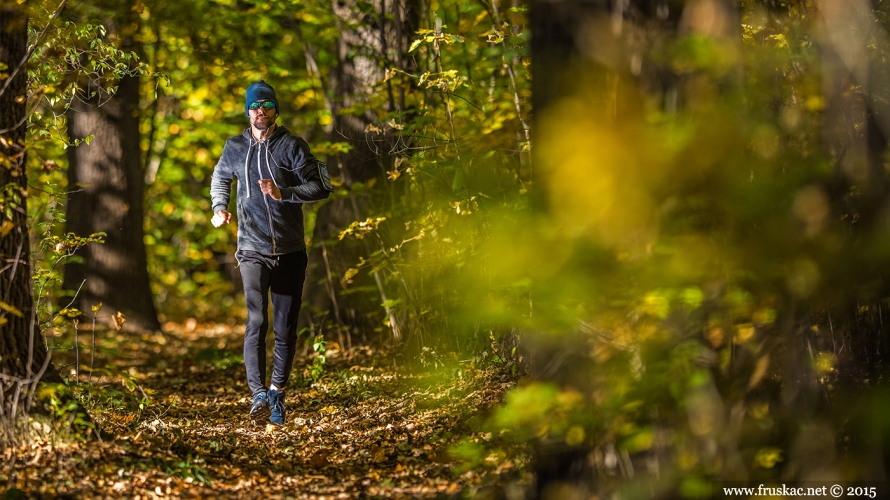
[245,81,278,117]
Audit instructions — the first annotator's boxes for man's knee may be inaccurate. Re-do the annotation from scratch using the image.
[245,315,268,334]
[275,328,298,347]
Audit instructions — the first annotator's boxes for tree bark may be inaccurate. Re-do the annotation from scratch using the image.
[64,73,161,332]
[0,5,65,443]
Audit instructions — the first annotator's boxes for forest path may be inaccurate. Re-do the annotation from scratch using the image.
[5,324,527,498]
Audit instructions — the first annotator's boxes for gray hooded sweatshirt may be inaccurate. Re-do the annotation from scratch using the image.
[210,126,331,256]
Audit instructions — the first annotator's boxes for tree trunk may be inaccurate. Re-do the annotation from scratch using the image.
[0,5,66,444]
[64,74,161,332]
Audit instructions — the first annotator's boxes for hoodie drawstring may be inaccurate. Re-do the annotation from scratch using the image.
[243,141,254,198]
[247,138,280,192]
[255,141,264,182]
[265,145,280,188]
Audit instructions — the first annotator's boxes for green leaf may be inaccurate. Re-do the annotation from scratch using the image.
[381,299,402,308]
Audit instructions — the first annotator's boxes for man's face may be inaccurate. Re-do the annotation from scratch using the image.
[249,100,278,130]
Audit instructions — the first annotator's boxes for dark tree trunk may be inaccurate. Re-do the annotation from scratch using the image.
[64,74,161,332]
[0,5,64,441]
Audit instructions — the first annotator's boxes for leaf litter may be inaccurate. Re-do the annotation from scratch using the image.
[2,323,531,498]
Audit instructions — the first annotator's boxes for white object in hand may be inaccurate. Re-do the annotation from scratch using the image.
[211,210,231,228]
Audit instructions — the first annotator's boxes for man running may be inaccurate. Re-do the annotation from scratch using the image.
[210,80,333,425]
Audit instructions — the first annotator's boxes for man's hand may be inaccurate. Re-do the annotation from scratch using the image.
[259,179,282,201]
[211,210,232,228]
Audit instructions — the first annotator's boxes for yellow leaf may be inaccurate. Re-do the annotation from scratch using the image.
[0,220,14,237]
[734,323,755,344]
[113,311,126,331]
[621,428,654,452]
[91,302,103,313]
[0,301,23,317]
[814,352,836,375]
[565,425,585,446]
[37,385,57,399]
[754,447,783,469]
[58,307,82,319]
[805,95,825,111]
[747,355,770,390]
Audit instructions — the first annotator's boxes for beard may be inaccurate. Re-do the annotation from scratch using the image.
[251,114,276,131]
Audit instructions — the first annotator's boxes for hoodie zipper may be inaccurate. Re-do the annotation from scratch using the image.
[255,140,277,254]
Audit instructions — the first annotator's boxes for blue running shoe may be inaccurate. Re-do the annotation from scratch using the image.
[250,390,270,424]
[268,388,286,426]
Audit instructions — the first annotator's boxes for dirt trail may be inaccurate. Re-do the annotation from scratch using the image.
[3,325,528,498]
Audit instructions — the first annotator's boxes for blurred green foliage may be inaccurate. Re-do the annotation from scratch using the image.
[472,0,890,495]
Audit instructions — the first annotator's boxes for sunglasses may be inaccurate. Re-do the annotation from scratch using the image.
[249,101,277,111]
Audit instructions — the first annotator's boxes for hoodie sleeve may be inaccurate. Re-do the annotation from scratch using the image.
[277,137,332,203]
[210,140,235,213]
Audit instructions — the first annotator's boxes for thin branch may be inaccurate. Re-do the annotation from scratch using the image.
[0,0,70,99]
[0,98,45,135]
[143,25,164,175]
[440,91,484,112]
